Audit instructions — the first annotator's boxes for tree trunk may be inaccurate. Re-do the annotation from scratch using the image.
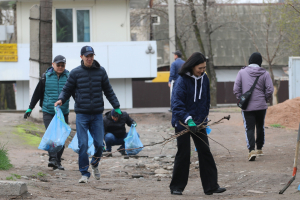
[0,84,6,110]
[176,35,187,60]
[268,63,279,105]
[188,0,205,54]
[11,3,17,43]
[39,0,53,76]
[203,0,217,107]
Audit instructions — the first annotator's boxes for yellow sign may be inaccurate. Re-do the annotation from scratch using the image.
[0,44,18,62]
[152,71,170,83]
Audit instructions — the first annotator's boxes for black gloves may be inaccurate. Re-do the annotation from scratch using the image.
[24,108,32,119]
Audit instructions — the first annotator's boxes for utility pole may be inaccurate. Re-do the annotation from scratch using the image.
[168,0,176,67]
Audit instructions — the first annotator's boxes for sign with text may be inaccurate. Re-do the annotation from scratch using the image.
[0,44,18,62]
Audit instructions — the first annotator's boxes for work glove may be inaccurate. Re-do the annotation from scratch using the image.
[132,121,137,127]
[187,119,198,133]
[115,108,122,115]
[24,108,32,119]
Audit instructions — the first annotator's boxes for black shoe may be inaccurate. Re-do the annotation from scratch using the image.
[102,151,112,157]
[205,187,226,195]
[171,190,182,195]
[117,146,127,155]
[55,164,65,170]
[48,160,58,168]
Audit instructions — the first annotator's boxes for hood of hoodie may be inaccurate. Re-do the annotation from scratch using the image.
[186,72,206,102]
[81,60,101,69]
[244,65,266,77]
[45,66,69,75]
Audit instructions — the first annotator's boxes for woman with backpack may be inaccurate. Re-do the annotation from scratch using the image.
[170,52,226,196]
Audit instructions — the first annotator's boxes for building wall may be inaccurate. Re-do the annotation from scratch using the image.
[15,81,29,110]
[17,0,130,44]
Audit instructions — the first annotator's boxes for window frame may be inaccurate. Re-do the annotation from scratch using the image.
[54,7,92,43]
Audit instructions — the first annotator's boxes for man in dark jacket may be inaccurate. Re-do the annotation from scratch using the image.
[24,55,72,170]
[55,46,121,183]
[168,50,185,88]
[103,109,136,156]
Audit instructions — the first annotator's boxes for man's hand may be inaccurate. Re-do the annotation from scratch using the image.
[132,121,137,127]
[168,82,171,87]
[24,108,32,119]
[115,108,122,115]
[54,100,62,107]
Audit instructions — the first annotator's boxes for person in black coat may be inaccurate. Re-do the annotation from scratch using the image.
[103,109,137,155]
[170,52,226,196]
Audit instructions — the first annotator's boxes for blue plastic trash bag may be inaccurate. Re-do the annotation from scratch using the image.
[124,124,143,155]
[38,106,71,153]
[68,131,95,157]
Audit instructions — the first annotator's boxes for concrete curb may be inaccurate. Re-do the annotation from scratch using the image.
[0,181,28,196]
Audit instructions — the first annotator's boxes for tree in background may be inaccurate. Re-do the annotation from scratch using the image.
[279,0,300,56]
[235,3,287,105]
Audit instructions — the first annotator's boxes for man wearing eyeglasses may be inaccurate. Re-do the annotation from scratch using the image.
[24,55,73,171]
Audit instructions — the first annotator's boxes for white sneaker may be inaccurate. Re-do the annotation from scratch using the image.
[91,165,101,180]
[78,176,89,183]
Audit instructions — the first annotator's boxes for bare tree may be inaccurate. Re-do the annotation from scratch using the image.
[235,3,287,104]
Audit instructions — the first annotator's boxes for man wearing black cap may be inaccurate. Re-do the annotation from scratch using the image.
[103,109,137,156]
[24,55,73,170]
[55,46,121,183]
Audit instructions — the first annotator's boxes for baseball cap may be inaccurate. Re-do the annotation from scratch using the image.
[81,46,95,56]
[172,50,182,57]
[53,55,66,63]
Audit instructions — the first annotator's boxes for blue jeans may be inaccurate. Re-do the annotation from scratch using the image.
[104,133,128,152]
[76,113,104,177]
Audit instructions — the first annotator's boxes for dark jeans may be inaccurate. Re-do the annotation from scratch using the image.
[104,133,128,152]
[43,112,69,164]
[170,128,219,194]
[76,113,104,177]
[242,109,266,152]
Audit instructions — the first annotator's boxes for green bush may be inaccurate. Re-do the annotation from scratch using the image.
[0,143,13,170]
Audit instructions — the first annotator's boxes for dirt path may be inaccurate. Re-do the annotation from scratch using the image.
[0,110,300,199]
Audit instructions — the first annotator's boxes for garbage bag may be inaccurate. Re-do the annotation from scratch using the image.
[38,106,71,153]
[124,124,143,155]
[68,131,95,157]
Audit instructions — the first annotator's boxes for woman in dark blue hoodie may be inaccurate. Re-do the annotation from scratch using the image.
[169,52,226,196]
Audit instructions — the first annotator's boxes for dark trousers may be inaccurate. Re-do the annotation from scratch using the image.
[242,109,266,152]
[170,128,219,193]
[43,112,69,164]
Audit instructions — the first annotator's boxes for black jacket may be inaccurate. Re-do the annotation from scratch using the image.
[103,111,134,138]
[58,60,120,114]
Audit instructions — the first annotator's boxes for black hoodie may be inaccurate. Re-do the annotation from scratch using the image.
[58,60,120,114]
[103,111,134,138]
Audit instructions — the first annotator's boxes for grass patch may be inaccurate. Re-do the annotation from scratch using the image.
[37,172,46,177]
[270,124,285,128]
[6,176,14,180]
[0,143,13,170]
[11,173,21,179]
[13,127,42,147]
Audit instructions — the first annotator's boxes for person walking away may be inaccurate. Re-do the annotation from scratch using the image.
[24,55,73,170]
[54,46,121,183]
[170,52,226,196]
[233,52,274,161]
[103,109,137,156]
[168,50,185,111]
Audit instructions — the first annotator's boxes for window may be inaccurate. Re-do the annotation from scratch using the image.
[151,15,160,25]
[56,9,73,42]
[56,9,90,43]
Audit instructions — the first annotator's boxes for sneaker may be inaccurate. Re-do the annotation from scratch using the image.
[117,146,127,155]
[248,150,257,161]
[256,149,263,156]
[78,176,89,183]
[53,163,65,170]
[91,165,100,180]
[48,160,58,168]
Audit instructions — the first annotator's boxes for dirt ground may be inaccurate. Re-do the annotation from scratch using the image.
[0,108,300,200]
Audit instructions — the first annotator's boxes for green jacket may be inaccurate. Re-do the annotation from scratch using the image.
[42,67,70,115]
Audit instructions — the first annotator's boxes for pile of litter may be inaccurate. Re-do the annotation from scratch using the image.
[265,97,300,129]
